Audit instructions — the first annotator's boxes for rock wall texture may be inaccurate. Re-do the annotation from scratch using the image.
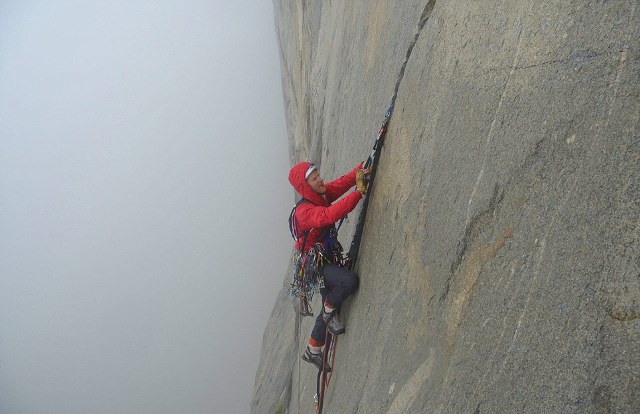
[253,1,639,413]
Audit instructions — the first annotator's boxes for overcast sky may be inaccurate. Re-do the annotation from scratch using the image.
[0,1,291,413]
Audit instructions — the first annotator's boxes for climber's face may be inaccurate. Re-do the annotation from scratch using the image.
[306,170,326,195]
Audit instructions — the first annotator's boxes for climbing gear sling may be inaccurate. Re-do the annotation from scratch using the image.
[345,96,395,270]
[314,97,396,414]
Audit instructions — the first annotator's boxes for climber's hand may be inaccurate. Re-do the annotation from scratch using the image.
[356,169,369,194]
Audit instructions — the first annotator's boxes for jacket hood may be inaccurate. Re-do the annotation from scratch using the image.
[288,162,328,206]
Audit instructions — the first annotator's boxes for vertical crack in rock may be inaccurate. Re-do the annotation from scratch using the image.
[392,0,436,99]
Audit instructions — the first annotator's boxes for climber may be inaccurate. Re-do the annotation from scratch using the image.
[288,161,369,371]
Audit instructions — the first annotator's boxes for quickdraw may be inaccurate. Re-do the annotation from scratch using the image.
[289,245,327,301]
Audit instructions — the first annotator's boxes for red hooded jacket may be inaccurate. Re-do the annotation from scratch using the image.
[288,162,363,252]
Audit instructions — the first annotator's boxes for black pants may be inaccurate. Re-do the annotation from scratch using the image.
[310,264,359,345]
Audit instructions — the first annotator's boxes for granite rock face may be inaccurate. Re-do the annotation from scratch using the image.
[253,1,639,413]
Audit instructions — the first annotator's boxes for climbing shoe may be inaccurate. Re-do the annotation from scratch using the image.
[302,347,331,372]
[322,308,345,336]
